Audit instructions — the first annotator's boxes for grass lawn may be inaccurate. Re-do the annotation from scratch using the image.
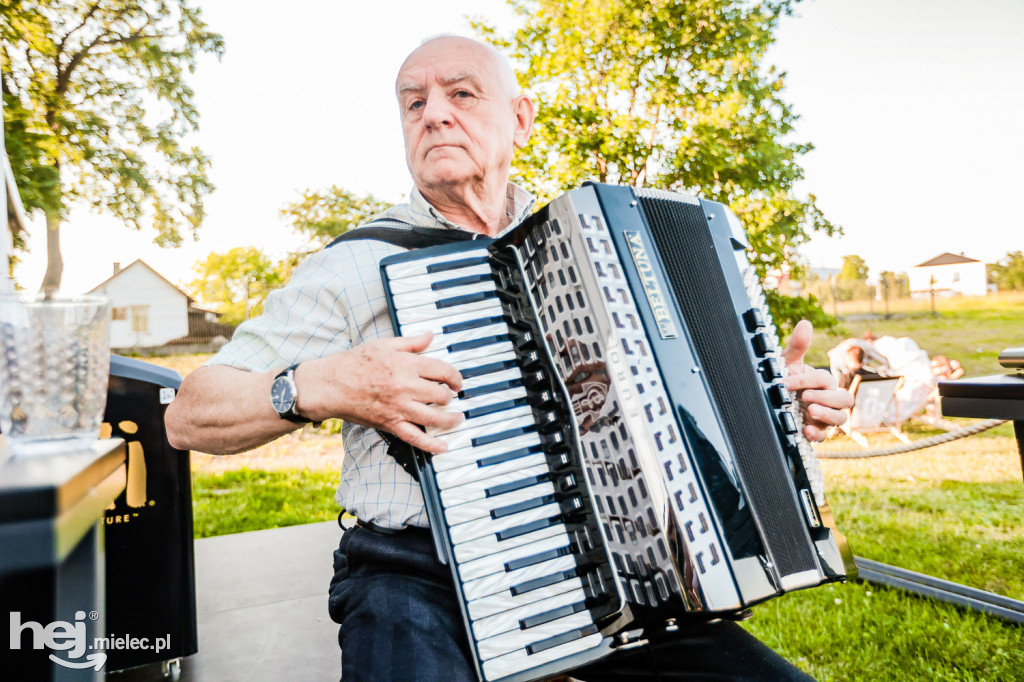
[191,468,340,538]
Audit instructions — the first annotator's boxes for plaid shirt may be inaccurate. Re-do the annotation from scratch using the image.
[208,183,535,529]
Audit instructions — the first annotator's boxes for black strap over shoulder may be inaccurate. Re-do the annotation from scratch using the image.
[325,218,480,482]
[326,220,479,250]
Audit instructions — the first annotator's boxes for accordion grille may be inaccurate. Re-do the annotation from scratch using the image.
[637,195,817,579]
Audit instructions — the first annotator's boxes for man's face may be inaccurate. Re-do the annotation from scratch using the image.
[396,38,530,197]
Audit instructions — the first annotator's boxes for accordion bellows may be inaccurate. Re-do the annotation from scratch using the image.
[381,183,855,682]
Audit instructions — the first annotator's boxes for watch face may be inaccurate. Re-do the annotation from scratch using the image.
[270,375,297,414]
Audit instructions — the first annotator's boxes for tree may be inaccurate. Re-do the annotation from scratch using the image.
[280,186,392,251]
[837,255,869,283]
[475,0,840,332]
[186,247,284,326]
[1,0,223,295]
[988,251,1024,290]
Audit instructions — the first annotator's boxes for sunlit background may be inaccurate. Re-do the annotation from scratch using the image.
[12,0,1024,296]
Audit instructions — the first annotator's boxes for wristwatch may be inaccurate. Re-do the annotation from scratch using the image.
[270,364,311,424]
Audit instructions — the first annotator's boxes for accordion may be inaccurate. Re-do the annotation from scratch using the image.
[380,183,855,682]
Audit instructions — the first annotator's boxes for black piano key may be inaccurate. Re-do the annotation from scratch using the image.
[491,493,556,520]
[431,272,493,291]
[519,601,587,630]
[464,397,529,420]
[436,290,496,309]
[461,379,523,400]
[485,473,549,498]
[442,315,505,334]
[477,445,543,468]
[505,544,573,572]
[510,568,579,597]
[426,255,489,274]
[459,358,518,380]
[472,424,534,448]
[540,430,565,448]
[526,624,599,656]
[496,515,560,541]
[448,334,511,353]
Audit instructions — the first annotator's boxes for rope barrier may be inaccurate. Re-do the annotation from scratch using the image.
[817,419,1008,459]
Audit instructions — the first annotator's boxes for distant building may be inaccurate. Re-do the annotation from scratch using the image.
[909,252,987,298]
[88,260,236,349]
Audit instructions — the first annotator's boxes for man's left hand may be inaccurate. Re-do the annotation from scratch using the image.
[780,320,853,442]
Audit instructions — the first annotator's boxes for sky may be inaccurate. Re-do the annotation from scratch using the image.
[10,0,1024,295]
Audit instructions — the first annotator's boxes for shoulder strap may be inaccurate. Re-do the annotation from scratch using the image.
[326,220,477,250]
[325,218,478,482]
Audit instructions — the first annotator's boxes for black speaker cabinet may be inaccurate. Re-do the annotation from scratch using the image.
[103,355,197,673]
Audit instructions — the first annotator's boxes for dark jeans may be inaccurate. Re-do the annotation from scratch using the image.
[328,526,815,682]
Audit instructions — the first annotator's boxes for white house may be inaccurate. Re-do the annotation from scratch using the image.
[88,260,190,348]
[909,253,987,298]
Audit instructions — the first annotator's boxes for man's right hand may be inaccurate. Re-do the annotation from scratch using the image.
[296,332,464,454]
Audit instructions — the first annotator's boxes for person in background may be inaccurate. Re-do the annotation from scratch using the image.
[930,354,965,381]
[838,345,879,390]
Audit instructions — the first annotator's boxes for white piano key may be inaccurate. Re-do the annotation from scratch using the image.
[476,610,595,661]
[453,350,518,374]
[431,405,534,438]
[480,632,605,681]
[472,587,587,642]
[440,465,550,508]
[459,532,572,582]
[396,295,499,325]
[467,575,585,621]
[434,386,528,418]
[435,453,548,489]
[453,523,565,564]
[399,303,505,336]
[384,248,490,280]
[391,280,496,311]
[386,264,493,295]
[462,554,578,602]
[424,339,516,367]
[461,368,523,393]
[432,432,542,473]
[449,502,561,545]
[423,322,510,354]
[436,415,536,455]
[444,480,556,526]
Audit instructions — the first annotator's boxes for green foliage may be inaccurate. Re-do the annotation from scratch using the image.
[186,246,285,325]
[838,254,869,282]
[475,0,839,329]
[280,185,392,250]
[0,0,223,291]
[765,288,837,337]
[988,251,1024,290]
[877,270,910,299]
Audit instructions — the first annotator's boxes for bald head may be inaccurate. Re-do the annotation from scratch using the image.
[396,36,520,102]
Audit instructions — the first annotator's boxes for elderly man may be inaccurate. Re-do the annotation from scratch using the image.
[166,36,850,681]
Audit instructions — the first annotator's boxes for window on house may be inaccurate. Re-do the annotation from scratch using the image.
[111,307,128,321]
[953,272,960,282]
[130,306,149,333]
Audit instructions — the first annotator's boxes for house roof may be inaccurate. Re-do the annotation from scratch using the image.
[87,259,192,301]
[914,252,981,268]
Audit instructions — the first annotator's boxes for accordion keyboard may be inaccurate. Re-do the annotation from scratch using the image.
[383,247,612,680]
